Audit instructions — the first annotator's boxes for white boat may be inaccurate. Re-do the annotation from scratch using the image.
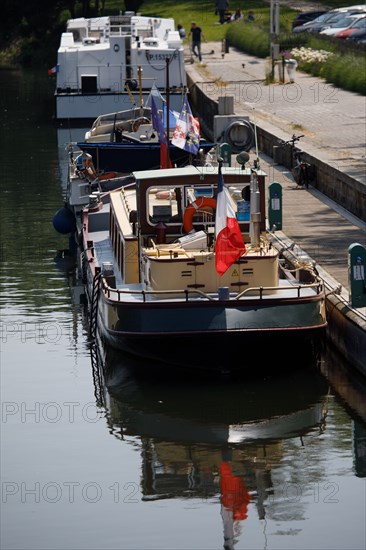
[52,12,186,123]
[77,158,327,373]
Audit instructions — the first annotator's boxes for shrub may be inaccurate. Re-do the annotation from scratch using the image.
[322,53,366,94]
[226,21,269,58]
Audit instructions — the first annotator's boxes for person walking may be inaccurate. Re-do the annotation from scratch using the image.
[216,0,229,24]
[188,22,205,63]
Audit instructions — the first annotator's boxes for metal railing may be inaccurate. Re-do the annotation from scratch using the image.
[100,276,325,303]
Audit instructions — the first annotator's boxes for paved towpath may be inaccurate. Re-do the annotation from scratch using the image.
[185,43,366,315]
[186,42,366,184]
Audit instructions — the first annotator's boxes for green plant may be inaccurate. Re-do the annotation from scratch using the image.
[226,21,269,58]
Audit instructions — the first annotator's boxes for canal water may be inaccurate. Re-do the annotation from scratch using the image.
[1,69,365,550]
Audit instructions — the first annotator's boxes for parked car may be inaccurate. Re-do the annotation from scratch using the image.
[336,15,366,38]
[291,10,328,30]
[347,28,366,42]
[320,13,366,36]
[293,5,366,33]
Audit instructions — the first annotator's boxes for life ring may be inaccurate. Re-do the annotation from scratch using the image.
[132,117,151,132]
[97,171,118,181]
[183,197,216,233]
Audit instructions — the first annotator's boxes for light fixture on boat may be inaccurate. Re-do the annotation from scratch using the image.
[236,151,250,168]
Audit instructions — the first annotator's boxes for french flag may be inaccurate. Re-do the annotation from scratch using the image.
[215,163,246,276]
[48,65,59,75]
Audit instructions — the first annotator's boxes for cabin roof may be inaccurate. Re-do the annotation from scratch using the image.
[132,165,266,182]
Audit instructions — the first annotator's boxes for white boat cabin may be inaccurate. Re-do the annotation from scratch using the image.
[56,13,186,97]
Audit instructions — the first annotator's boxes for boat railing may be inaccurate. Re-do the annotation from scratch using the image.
[100,277,325,303]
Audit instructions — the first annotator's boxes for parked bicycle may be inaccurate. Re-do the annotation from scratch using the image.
[279,134,315,189]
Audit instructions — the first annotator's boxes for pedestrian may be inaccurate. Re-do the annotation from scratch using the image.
[177,23,186,38]
[188,22,205,63]
[247,10,255,21]
[231,8,243,21]
[216,0,229,24]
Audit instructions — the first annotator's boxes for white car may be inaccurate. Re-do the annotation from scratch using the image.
[320,13,366,36]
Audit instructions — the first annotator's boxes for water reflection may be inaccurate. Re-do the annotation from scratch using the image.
[91,346,330,549]
[320,342,366,478]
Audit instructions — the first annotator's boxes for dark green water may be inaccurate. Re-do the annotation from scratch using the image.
[0,69,365,550]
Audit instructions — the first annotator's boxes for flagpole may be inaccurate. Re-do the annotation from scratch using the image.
[138,66,143,113]
[165,58,171,168]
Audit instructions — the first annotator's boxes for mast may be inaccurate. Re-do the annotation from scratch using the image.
[138,66,143,113]
[165,58,171,168]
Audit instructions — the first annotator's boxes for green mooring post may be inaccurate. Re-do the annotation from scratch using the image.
[348,243,366,308]
[219,142,231,167]
[268,182,282,230]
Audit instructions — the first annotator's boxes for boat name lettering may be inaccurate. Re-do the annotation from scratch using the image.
[147,52,178,61]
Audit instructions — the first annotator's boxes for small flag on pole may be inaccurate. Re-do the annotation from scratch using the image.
[151,96,172,169]
[171,94,200,155]
[215,162,246,276]
[48,65,59,75]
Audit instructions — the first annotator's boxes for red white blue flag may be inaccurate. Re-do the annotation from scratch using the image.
[172,94,200,155]
[151,96,172,168]
[48,65,59,75]
[215,164,245,276]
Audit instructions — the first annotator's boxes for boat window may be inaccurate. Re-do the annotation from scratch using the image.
[145,181,251,228]
[228,183,251,222]
[147,186,183,225]
[185,185,215,201]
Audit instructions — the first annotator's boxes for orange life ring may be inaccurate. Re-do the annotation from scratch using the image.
[98,171,118,181]
[183,197,216,233]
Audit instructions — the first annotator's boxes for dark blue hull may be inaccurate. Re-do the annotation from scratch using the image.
[76,141,215,172]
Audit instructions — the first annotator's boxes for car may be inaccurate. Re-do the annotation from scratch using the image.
[293,10,347,33]
[320,13,366,36]
[293,5,366,33]
[291,10,328,30]
[336,15,366,38]
[347,28,366,42]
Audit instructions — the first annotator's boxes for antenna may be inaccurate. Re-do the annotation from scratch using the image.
[252,108,260,170]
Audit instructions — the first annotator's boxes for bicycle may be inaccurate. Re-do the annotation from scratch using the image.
[279,134,315,189]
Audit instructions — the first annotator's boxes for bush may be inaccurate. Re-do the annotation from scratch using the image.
[226,21,269,58]
[322,53,366,94]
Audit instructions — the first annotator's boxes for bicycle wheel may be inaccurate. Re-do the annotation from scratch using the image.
[291,165,301,184]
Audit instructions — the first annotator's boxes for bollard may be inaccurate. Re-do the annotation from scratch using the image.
[268,182,282,230]
[348,243,366,308]
[219,142,232,167]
